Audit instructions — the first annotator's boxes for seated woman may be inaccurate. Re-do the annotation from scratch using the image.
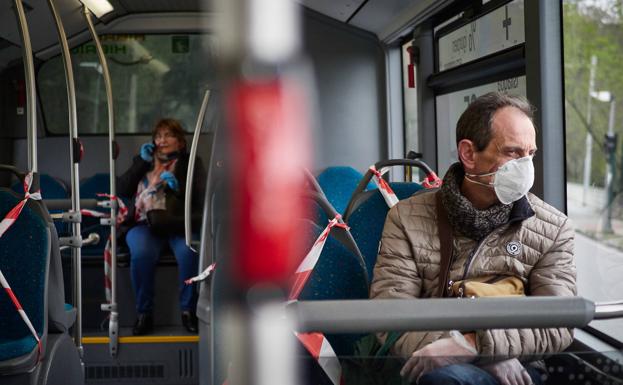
[117,118,206,335]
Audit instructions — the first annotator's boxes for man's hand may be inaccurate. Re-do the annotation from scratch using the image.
[400,336,477,383]
[481,358,533,385]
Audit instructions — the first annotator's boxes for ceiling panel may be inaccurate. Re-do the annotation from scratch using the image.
[116,0,207,13]
[349,0,452,42]
[298,0,366,23]
[348,0,419,35]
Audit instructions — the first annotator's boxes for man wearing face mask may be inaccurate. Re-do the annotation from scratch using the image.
[370,92,576,385]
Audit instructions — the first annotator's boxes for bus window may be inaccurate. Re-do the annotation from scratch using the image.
[38,34,216,135]
[563,0,623,343]
[435,76,526,176]
[402,40,419,158]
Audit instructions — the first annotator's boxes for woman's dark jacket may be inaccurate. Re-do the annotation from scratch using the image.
[116,152,207,236]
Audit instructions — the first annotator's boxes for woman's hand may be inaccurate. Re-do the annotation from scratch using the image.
[140,142,155,162]
[160,171,179,192]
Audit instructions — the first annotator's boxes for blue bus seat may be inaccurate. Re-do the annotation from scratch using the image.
[12,174,69,236]
[297,218,369,356]
[316,166,375,216]
[0,189,49,374]
[345,182,423,281]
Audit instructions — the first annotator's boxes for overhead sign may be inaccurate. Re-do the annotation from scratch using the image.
[435,76,526,176]
[438,0,524,71]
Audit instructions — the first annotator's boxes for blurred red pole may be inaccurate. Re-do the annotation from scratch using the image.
[227,78,310,289]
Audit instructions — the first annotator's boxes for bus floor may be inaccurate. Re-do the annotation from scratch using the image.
[82,326,199,385]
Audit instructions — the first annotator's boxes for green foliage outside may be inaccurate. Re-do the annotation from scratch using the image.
[564,0,623,190]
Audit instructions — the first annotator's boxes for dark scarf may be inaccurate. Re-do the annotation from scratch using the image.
[440,162,512,241]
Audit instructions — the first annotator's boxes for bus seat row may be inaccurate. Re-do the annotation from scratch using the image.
[0,171,79,379]
[315,164,425,281]
[316,166,372,215]
[0,190,48,369]
[345,182,424,280]
[208,160,433,385]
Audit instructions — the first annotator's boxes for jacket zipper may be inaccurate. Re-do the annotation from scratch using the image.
[460,226,508,280]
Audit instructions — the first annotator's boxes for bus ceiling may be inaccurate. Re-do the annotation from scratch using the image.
[0,0,459,71]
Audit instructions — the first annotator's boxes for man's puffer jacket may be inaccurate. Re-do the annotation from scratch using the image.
[370,190,576,363]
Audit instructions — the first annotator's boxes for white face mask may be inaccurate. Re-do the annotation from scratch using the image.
[465,155,534,205]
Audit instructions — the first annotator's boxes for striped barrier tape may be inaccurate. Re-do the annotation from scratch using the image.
[370,165,442,209]
[369,166,399,208]
[0,172,43,360]
[81,209,108,218]
[185,263,216,284]
[95,194,128,303]
[289,214,348,385]
[421,171,442,189]
[289,214,348,301]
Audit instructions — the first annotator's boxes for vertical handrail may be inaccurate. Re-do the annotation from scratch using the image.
[47,0,83,357]
[83,7,119,358]
[185,89,211,249]
[13,0,37,172]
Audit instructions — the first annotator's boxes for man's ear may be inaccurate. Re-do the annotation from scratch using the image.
[457,139,477,170]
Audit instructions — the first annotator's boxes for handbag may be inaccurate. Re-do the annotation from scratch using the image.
[435,191,525,299]
[448,275,524,298]
[146,209,184,236]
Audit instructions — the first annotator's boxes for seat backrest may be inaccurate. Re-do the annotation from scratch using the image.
[297,218,369,356]
[11,174,68,200]
[12,174,69,236]
[316,167,371,215]
[79,173,110,257]
[346,182,423,281]
[0,189,49,365]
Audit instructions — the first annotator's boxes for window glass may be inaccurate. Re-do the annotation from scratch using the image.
[39,34,216,134]
[435,76,526,176]
[563,0,623,342]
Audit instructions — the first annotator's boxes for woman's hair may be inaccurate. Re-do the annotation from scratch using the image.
[152,118,187,150]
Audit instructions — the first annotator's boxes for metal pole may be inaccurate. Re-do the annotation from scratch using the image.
[47,0,83,357]
[583,55,597,205]
[185,89,211,250]
[603,97,616,233]
[83,7,119,358]
[13,0,37,172]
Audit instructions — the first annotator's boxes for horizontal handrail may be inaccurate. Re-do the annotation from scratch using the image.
[594,300,623,320]
[45,199,99,211]
[287,297,596,333]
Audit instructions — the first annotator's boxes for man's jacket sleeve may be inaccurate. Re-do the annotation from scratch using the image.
[369,203,448,357]
[475,218,576,362]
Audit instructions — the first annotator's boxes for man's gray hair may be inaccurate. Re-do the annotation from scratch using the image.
[456,92,535,151]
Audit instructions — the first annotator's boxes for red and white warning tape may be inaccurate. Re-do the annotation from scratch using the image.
[369,165,399,208]
[370,165,442,209]
[289,214,348,301]
[80,209,108,218]
[0,172,43,359]
[295,331,342,385]
[96,194,128,303]
[289,214,348,385]
[185,263,216,285]
[421,171,442,189]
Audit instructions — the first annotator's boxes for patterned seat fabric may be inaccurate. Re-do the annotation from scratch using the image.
[0,190,48,365]
[346,182,423,281]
